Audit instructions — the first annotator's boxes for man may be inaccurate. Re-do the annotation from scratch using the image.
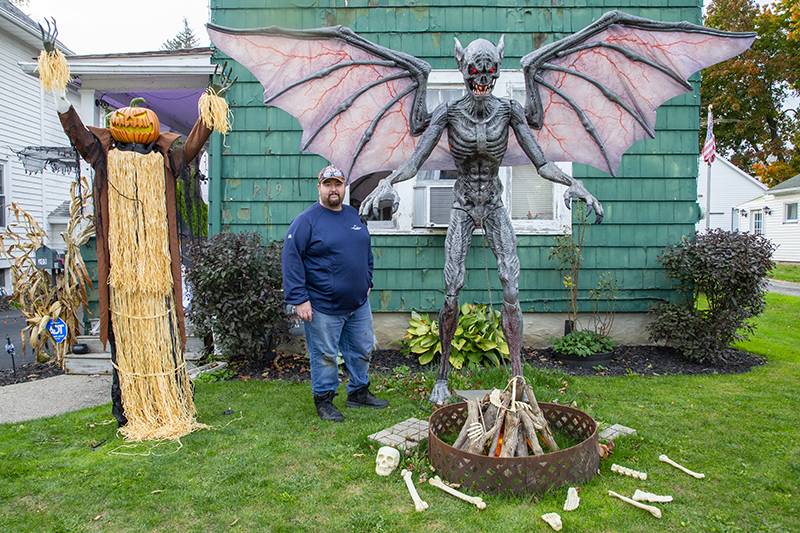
[282,165,388,422]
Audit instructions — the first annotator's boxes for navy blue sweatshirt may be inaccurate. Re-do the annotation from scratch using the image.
[282,202,373,315]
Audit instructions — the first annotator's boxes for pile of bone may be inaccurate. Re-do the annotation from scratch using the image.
[376,446,486,511]
[538,454,704,530]
[377,443,705,527]
[451,376,560,458]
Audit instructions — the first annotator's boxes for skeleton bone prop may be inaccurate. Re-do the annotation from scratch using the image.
[563,487,580,511]
[632,489,673,503]
[659,454,705,479]
[611,463,647,480]
[608,490,662,518]
[428,476,487,510]
[400,469,429,512]
[541,512,563,531]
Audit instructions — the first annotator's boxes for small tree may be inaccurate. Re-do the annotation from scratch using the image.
[549,203,589,329]
[648,229,775,363]
[186,233,289,366]
[162,18,198,50]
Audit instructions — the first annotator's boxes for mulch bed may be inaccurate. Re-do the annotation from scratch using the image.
[235,345,765,381]
[524,345,765,376]
[0,362,64,387]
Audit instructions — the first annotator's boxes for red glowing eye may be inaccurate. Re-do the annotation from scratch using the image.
[488,66,495,74]
[468,66,478,75]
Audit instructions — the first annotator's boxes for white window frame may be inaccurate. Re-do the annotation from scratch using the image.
[751,209,764,235]
[784,202,798,224]
[359,70,572,236]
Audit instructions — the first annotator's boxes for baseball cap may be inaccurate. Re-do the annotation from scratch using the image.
[318,165,346,183]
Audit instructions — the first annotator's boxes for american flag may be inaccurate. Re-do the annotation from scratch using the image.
[702,106,716,165]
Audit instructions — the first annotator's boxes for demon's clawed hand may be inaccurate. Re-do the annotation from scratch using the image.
[359,176,401,220]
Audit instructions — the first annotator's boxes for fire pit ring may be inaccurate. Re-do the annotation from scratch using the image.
[428,402,599,495]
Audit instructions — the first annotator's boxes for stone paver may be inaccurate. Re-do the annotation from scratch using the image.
[599,423,637,442]
[0,374,111,424]
[368,417,429,450]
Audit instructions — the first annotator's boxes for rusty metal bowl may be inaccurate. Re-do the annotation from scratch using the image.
[428,402,599,495]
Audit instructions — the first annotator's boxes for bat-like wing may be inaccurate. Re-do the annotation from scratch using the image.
[207,24,455,182]
[513,11,755,176]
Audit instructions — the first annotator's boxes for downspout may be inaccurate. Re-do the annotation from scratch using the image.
[209,130,222,235]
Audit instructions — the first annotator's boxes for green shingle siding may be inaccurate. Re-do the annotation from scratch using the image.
[210,0,702,314]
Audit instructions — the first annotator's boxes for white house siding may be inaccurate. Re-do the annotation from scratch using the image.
[697,156,768,232]
[0,25,75,291]
[737,191,800,263]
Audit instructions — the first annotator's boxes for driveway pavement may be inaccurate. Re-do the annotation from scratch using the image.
[0,310,29,370]
[767,279,800,297]
[0,374,110,424]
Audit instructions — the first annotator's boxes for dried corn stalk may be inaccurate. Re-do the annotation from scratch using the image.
[0,177,93,367]
[57,177,95,362]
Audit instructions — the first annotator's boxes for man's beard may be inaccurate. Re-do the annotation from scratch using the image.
[321,192,342,208]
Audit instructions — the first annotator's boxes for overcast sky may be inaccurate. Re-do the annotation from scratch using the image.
[23,0,211,54]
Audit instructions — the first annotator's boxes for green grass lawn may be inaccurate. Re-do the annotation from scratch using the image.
[770,263,800,283]
[1,294,798,532]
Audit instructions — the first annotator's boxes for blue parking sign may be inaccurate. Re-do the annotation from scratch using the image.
[47,318,68,344]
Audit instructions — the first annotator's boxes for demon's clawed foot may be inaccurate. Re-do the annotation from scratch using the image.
[428,379,452,406]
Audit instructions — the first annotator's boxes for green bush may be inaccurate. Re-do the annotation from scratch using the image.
[186,233,289,366]
[402,303,509,369]
[648,229,775,363]
[552,330,614,357]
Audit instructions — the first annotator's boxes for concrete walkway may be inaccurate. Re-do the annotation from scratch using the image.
[768,279,800,297]
[0,374,110,424]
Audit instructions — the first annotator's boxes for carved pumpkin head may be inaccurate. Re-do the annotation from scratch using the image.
[109,98,160,144]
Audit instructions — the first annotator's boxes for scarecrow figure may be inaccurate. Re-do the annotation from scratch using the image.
[207,12,754,405]
[39,22,233,440]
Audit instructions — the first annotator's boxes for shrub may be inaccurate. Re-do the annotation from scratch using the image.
[648,229,775,363]
[402,303,509,369]
[186,233,289,366]
[552,330,615,357]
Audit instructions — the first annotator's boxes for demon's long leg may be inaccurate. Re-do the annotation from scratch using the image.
[483,207,523,377]
[429,208,475,405]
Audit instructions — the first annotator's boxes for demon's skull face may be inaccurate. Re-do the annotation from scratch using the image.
[454,36,505,99]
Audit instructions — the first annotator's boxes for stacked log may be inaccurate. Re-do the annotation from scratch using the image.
[452,376,559,457]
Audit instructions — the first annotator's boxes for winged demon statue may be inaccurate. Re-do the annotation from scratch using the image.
[208,11,754,404]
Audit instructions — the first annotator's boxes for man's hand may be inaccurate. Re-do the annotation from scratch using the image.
[210,61,237,96]
[295,301,313,321]
[37,17,58,53]
[359,177,400,220]
[564,181,604,224]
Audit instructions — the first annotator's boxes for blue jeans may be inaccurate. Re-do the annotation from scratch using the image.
[304,300,374,396]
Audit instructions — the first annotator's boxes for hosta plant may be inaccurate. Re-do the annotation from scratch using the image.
[552,330,615,357]
[403,303,509,369]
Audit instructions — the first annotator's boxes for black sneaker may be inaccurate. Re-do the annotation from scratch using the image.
[313,391,344,422]
[346,385,389,409]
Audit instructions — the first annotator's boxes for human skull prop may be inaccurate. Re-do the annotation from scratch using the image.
[375,446,400,476]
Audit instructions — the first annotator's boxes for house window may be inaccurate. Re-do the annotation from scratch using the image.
[366,70,570,234]
[751,209,763,235]
[785,202,798,223]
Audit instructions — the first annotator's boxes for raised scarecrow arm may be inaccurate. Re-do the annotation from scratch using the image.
[171,63,236,170]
